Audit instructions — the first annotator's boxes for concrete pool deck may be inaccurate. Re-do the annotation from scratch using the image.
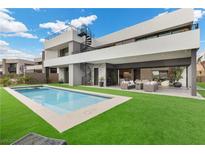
[4,85,131,133]
[85,85,204,100]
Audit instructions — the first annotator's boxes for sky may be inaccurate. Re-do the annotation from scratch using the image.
[0,8,205,60]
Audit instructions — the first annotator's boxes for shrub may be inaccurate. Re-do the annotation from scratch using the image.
[24,75,32,84]
[17,75,25,84]
[2,76,12,87]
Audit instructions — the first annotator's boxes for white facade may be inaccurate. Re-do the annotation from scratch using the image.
[1,59,35,75]
[44,30,199,67]
[25,57,43,73]
[43,9,200,96]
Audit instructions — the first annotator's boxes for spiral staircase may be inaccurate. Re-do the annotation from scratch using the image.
[77,25,93,51]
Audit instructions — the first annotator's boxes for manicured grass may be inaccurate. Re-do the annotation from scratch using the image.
[1,84,205,144]
[0,87,63,144]
[197,82,205,89]
[198,90,205,98]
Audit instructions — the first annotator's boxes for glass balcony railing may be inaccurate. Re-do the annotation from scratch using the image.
[45,24,77,40]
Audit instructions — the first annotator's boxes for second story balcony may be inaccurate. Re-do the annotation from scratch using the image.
[44,29,200,67]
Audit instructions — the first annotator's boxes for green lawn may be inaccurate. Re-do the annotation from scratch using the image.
[197,82,205,89]
[197,82,205,98]
[1,84,205,144]
[198,90,205,98]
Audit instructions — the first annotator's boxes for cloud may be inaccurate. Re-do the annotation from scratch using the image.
[39,38,45,43]
[0,40,9,46]
[39,20,68,33]
[0,40,36,60]
[0,8,11,14]
[70,15,97,28]
[0,32,38,39]
[0,9,37,39]
[33,8,40,12]
[39,15,98,33]
[193,9,205,22]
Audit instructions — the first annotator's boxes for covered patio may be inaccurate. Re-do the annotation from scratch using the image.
[104,50,197,96]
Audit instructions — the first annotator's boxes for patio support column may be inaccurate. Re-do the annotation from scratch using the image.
[2,59,6,75]
[191,49,197,96]
[186,66,188,89]
[69,64,83,86]
[118,69,120,85]
[45,67,49,83]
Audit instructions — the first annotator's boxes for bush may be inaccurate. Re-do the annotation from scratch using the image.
[2,76,12,87]
[17,75,25,84]
[0,74,32,86]
[24,75,32,84]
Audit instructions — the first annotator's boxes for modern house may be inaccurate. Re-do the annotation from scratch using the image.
[43,9,200,96]
[0,59,35,75]
[25,57,43,73]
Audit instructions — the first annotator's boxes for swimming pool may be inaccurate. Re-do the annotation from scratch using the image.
[14,86,110,115]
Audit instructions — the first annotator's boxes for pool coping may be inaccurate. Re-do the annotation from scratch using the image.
[4,85,131,133]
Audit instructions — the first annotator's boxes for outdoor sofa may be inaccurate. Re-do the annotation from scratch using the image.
[143,81,158,92]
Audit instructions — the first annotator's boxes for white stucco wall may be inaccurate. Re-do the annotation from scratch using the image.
[92,9,195,47]
[45,50,59,60]
[44,29,84,50]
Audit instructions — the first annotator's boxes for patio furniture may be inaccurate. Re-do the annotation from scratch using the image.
[161,80,169,87]
[11,133,67,145]
[121,80,135,89]
[143,81,158,92]
[119,79,125,85]
[135,81,143,90]
[173,81,182,87]
[141,80,150,89]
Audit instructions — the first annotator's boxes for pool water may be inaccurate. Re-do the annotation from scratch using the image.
[14,86,109,115]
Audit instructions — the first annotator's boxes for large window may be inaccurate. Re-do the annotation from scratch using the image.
[152,70,168,81]
[50,68,57,73]
[8,63,16,73]
[59,47,68,57]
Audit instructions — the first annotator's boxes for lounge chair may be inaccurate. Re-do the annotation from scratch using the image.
[11,132,67,145]
[161,80,170,87]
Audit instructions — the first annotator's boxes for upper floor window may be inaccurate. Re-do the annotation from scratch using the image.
[59,47,69,57]
[9,63,16,68]
[8,63,16,73]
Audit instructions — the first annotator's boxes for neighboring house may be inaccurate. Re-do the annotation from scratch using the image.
[25,57,43,73]
[197,52,205,82]
[0,61,3,76]
[43,9,200,96]
[0,59,35,75]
